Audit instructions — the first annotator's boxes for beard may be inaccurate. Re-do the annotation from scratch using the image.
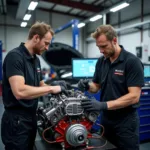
[108,49,115,57]
[105,43,116,58]
[33,45,45,55]
[103,48,115,58]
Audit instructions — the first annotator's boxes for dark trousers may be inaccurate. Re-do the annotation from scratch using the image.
[1,110,37,150]
[101,111,139,150]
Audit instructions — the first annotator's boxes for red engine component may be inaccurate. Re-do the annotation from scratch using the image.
[54,116,93,148]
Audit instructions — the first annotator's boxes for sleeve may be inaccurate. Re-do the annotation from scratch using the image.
[126,57,144,87]
[92,58,101,84]
[5,52,24,79]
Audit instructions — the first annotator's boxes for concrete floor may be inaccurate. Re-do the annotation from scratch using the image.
[0,97,150,150]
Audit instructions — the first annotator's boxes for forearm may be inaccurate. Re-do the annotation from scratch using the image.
[16,85,53,100]
[26,84,51,99]
[26,94,46,99]
[16,85,51,99]
[107,93,140,110]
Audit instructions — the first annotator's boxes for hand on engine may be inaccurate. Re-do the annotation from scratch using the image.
[50,80,68,94]
[78,79,90,91]
[49,85,62,94]
[81,98,107,111]
[60,85,68,94]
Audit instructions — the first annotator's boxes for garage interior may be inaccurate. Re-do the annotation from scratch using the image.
[0,0,150,150]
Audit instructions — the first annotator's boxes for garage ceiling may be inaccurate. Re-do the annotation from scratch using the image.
[4,0,125,19]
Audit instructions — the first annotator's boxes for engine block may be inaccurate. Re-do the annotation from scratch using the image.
[37,90,100,149]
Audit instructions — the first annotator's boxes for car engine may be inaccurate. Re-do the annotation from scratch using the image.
[37,90,103,150]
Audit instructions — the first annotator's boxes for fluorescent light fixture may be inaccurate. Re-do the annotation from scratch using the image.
[77,23,85,28]
[28,1,38,10]
[90,15,102,22]
[110,2,129,12]
[61,72,72,78]
[23,14,31,20]
[20,22,27,27]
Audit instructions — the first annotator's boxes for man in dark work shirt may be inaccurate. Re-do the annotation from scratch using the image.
[1,21,66,150]
[78,24,144,150]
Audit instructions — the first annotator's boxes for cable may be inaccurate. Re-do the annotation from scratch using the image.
[42,126,57,144]
[82,123,107,150]
[90,123,105,139]
[42,115,65,144]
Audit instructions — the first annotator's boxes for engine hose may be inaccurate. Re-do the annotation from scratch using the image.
[90,123,105,139]
[42,115,65,144]
[42,126,57,144]
[82,123,107,150]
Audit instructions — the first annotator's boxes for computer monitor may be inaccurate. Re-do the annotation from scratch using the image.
[144,64,150,78]
[72,58,98,78]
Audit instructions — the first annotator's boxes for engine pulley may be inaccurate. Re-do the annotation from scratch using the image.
[66,124,87,146]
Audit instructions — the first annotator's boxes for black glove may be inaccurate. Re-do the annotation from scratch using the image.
[60,85,67,93]
[81,98,107,111]
[78,79,90,91]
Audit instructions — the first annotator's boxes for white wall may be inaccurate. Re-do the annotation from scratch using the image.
[87,42,101,58]
[119,32,141,55]
[85,0,150,63]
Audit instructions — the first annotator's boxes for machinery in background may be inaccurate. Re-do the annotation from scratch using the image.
[72,58,98,79]
[143,64,150,87]
[42,42,84,86]
[136,44,149,64]
[37,89,105,150]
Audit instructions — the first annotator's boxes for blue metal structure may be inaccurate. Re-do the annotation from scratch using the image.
[139,87,150,141]
[54,19,79,50]
[0,41,2,81]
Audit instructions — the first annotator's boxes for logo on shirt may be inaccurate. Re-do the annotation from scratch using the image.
[37,67,40,73]
[114,69,124,76]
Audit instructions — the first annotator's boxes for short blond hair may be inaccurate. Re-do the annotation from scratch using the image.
[28,21,54,40]
[91,24,117,41]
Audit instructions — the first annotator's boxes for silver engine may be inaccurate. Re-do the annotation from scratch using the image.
[37,90,100,148]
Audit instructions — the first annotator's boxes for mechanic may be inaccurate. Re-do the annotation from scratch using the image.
[78,24,144,150]
[1,21,66,150]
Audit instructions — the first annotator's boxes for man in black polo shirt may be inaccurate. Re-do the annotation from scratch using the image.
[1,22,66,150]
[78,25,144,150]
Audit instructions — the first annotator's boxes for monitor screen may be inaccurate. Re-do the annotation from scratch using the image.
[72,58,98,78]
[144,64,150,77]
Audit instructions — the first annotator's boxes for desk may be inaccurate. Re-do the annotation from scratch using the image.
[35,136,116,150]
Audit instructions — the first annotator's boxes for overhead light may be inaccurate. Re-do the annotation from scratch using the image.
[20,22,27,27]
[90,15,102,22]
[77,23,85,28]
[23,14,31,20]
[110,2,129,12]
[61,72,72,78]
[28,1,38,10]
